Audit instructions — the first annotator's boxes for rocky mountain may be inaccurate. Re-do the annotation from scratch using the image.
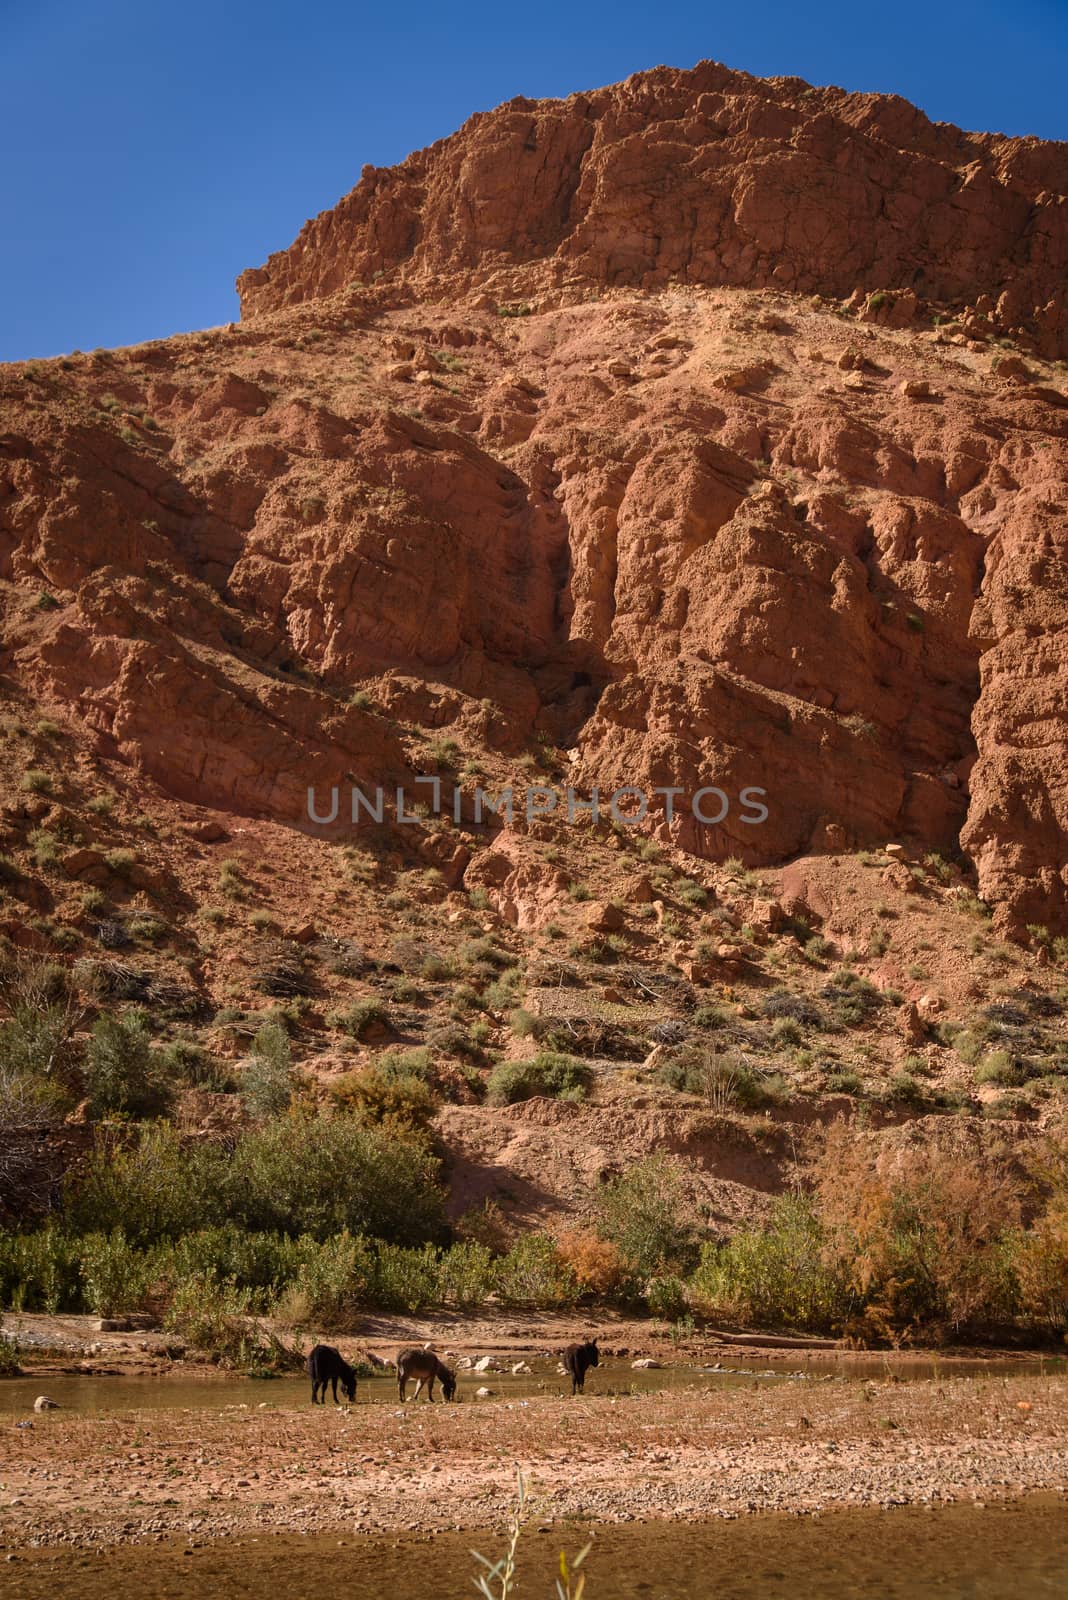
[3,61,1066,941]
[2,59,1068,1228]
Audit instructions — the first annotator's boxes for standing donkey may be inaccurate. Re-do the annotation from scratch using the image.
[396,1346,457,1402]
[562,1338,599,1396]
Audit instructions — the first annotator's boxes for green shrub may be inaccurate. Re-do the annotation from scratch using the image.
[83,1014,173,1117]
[975,1049,1022,1087]
[509,1008,548,1039]
[658,1050,787,1110]
[822,969,883,1027]
[369,1241,443,1311]
[676,880,708,908]
[163,1270,261,1365]
[887,1071,927,1106]
[21,769,53,795]
[494,1235,578,1307]
[330,1064,437,1133]
[770,1017,802,1050]
[0,1227,81,1312]
[64,1124,227,1245]
[329,998,389,1039]
[594,1155,697,1279]
[689,1194,850,1333]
[487,1051,591,1105]
[159,1039,235,1093]
[823,1067,863,1095]
[0,998,80,1084]
[240,1023,294,1118]
[29,829,60,868]
[437,1241,496,1308]
[104,847,137,876]
[285,1230,375,1326]
[230,1113,446,1244]
[646,1274,689,1320]
[0,1320,19,1375]
[78,1229,154,1316]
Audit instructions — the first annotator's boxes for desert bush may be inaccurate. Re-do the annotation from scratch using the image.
[487,1051,591,1105]
[975,1049,1023,1087]
[0,1226,81,1312]
[494,1235,578,1307]
[821,969,883,1027]
[160,1225,298,1296]
[330,1064,437,1133]
[0,1318,19,1375]
[0,956,82,1084]
[555,1229,627,1297]
[328,998,389,1039]
[230,1113,446,1245]
[458,937,516,972]
[676,879,708,908]
[645,1274,689,1320]
[369,1241,444,1312]
[279,1230,375,1327]
[78,1228,155,1316]
[83,1014,173,1117]
[1010,1137,1068,1336]
[508,1008,551,1040]
[0,1066,70,1220]
[809,1120,1022,1340]
[657,1049,787,1111]
[594,1155,697,1280]
[240,1023,295,1118]
[689,1194,850,1332]
[163,1270,260,1364]
[691,1005,729,1030]
[824,1068,863,1094]
[64,1124,227,1245]
[436,1241,496,1308]
[159,1039,235,1093]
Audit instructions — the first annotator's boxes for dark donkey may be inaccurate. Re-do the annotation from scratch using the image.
[562,1338,599,1396]
[307,1343,357,1405]
[396,1346,457,1402]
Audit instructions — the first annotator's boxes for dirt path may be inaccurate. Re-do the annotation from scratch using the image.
[2,1370,1065,1552]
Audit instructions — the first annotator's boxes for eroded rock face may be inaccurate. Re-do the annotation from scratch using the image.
[2,66,1067,934]
[237,60,1068,359]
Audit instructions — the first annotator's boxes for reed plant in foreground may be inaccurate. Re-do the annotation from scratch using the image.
[470,1471,592,1598]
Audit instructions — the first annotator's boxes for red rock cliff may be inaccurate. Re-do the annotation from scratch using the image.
[237,60,1068,357]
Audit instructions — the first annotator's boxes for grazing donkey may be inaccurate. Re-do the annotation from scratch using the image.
[562,1338,599,1396]
[396,1346,457,1402]
[307,1343,357,1405]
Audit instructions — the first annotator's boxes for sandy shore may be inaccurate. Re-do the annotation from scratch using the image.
[1,1367,1066,1553]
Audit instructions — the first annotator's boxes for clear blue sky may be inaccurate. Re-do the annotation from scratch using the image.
[3,0,1066,360]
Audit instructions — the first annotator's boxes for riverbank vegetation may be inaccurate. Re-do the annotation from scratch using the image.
[2,953,1067,1357]
[2,1110,1066,1351]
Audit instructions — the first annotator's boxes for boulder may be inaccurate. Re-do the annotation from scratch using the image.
[582,900,624,933]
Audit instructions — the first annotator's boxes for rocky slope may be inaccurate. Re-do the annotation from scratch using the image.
[0,61,1067,1225]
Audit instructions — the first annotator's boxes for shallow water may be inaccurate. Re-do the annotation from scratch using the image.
[1,1351,1062,1415]
[5,1497,1067,1599]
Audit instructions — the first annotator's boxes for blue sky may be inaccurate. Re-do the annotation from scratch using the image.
[3,0,1066,360]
